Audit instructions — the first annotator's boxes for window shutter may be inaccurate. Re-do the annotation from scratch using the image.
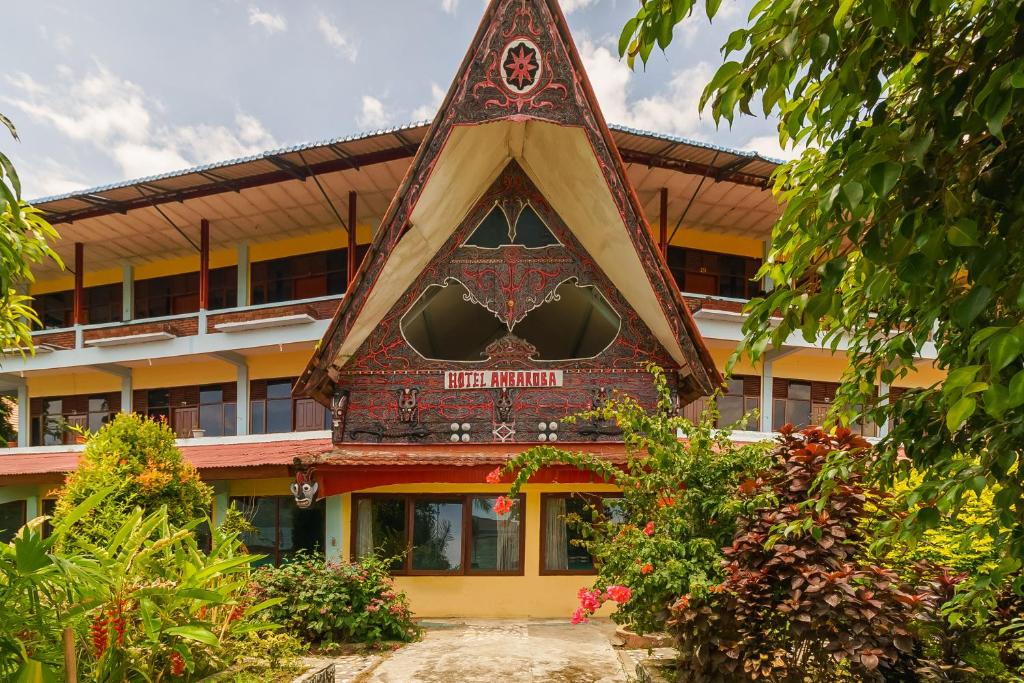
[742,375,761,397]
[772,378,789,399]
[294,398,323,432]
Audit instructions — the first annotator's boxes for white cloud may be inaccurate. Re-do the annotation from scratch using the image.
[248,7,287,33]
[742,134,804,161]
[5,72,49,97]
[357,95,393,129]
[317,15,358,62]
[579,37,712,138]
[442,0,458,13]
[559,0,598,13]
[411,83,446,121]
[3,63,278,181]
[16,157,88,197]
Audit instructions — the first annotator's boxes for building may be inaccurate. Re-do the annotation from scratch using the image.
[0,0,939,617]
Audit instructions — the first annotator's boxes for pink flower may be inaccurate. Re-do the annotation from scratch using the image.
[570,607,589,625]
[606,585,632,604]
[494,496,514,516]
[643,521,655,536]
[486,467,503,484]
[577,587,603,612]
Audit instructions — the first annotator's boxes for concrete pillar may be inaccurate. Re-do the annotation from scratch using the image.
[235,363,249,436]
[120,370,133,415]
[236,242,250,307]
[17,382,29,448]
[759,355,774,433]
[212,481,230,527]
[325,494,343,562]
[878,380,890,438]
[121,264,134,321]
[762,240,774,292]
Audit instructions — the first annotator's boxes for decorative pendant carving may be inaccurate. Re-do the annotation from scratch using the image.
[494,387,515,422]
[291,463,319,508]
[398,388,419,423]
[330,390,350,445]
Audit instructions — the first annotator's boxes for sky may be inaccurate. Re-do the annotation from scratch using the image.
[2,0,790,201]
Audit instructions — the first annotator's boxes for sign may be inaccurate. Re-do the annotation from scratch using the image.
[445,369,564,390]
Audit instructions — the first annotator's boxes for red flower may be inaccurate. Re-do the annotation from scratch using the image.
[170,652,186,677]
[673,594,690,611]
[577,587,602,612]
[606,585,632,604]
[657,496,675,508]
[641,563,653,575]
[485,467,503,484]
[494,496,514,516]
[90,613,108,658]
[643,521,655,536]
[570,607,589,625]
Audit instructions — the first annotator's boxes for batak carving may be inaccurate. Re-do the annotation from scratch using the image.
[291,464,319,508]
[330,390,350,443]
[398,388,419,423]
[494,388,515,422]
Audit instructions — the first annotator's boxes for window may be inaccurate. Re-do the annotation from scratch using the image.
[773,381,812,430]
[717,377,760,430]
[666,247,762,300]
[251,250,347,305]
[134,267,236,319]
[0,500,26,543]
[33,398,65,446]
[41,499,56,538]
[146,389,171,425]
[464,203,558,248]
[541,494,623,574]
[250,378,329,434]
[87,396,112,433]
[229,496,325,566]
[401,280,619,361]
[198,385,236,437]
[353,494,524,575]
[32,283,123,329]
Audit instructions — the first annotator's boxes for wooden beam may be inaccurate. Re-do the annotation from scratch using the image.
[199,219,210,310]
[347,192,357,287]
[73,242,84,325]
[659,187,668,257]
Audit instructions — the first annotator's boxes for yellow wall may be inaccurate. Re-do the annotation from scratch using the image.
[340,482,619,618]
[668,227,764,259]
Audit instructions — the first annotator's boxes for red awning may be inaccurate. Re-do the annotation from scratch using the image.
[0,437,334,485]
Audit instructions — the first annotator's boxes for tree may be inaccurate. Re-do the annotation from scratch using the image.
[619,0,1024,600]
[0,113,61,353]
[52,412,213,548]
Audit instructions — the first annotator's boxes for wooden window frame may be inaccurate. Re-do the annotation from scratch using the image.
[351,493,526,577]
[539,492,623,576]
[229,495,325,566]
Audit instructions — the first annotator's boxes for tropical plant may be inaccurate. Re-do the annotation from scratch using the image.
[250,550,418,646]
[671,426,942,681]
[53,412,212,548]
[619,0,1024,599]
[0,112,62,354]
[492,365,772,635]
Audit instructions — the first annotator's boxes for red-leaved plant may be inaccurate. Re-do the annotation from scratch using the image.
[671,425,934,682]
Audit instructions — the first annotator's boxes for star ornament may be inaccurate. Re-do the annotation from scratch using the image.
[502,41,541,92]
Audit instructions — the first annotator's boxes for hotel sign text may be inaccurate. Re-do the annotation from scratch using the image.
[445,369,564,390]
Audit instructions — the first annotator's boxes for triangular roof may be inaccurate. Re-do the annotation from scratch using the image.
[296,0,721,404]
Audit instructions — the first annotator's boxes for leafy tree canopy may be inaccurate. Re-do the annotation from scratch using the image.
[0,114,61,353]
[620,0,1024,600]
[53,412,212,548]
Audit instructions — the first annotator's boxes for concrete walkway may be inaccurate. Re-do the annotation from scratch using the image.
[360,619,630,682]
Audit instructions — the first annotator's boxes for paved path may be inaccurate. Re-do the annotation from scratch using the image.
[360,619,630,683]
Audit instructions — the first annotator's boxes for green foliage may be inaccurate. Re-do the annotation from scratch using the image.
[251,550,419,646]
[0,396,16,444]
[53,412,213,548]
[0,493,276,682]
[0,113,62,355]
[234,631,304,670]
[497,365,772,634]
[621,0,1024,604]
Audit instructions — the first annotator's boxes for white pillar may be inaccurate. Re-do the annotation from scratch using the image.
[325,494,343,562]
[236,363,249,436]
[212,481,230,526]
[17,382,29,448]
[120,371,133,415]
[121,264,134,321]
[878,380,890,438]
[236,242,250,307]
[762,240,774,292]
[760,355,774,433]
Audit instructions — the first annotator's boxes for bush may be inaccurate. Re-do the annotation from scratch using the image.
[53,413,212,547]
[671,426,935,682]
[250,550,418,646]
[496,365,773,634]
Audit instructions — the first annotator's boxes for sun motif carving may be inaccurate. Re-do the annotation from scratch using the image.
[500,39,542,94]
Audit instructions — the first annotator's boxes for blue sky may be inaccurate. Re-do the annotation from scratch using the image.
[2,0,788,199]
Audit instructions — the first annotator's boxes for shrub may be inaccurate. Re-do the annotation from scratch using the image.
[53,413,212,547]
[671,426,935,682]
[251,550,418,646]
[495,365,773,634]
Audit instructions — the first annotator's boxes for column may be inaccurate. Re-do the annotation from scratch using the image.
[235,362,249,436]
[120,370,133,416]
[325,494,343,562]
[121,264,134,321]
[877,380,890,438]
[212,481,230,526]
[236,242,250,307]
[17,381,29,448]
[73,242,84,325]
[759,354,774,433]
